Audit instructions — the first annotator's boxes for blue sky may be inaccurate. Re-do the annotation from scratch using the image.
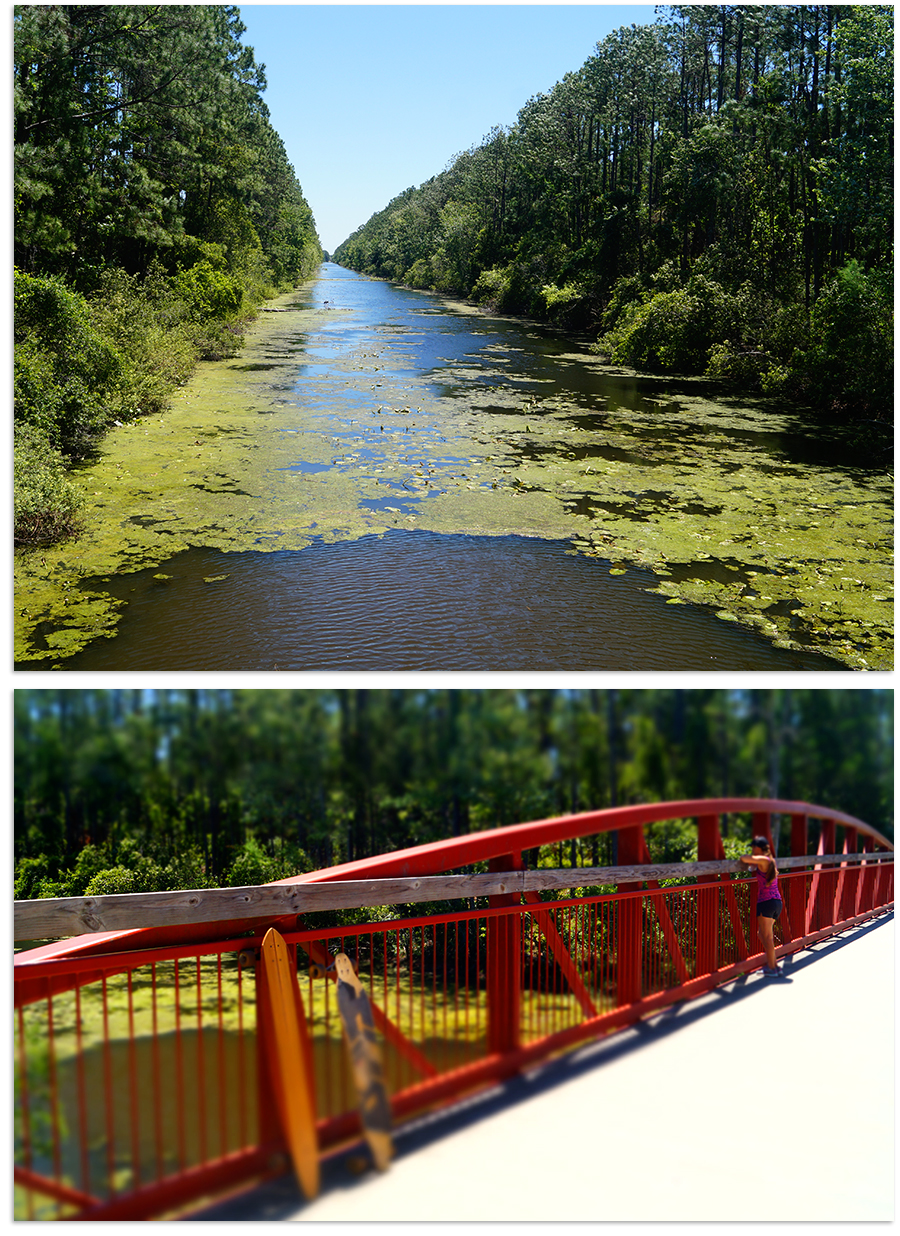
[238,5,659,254]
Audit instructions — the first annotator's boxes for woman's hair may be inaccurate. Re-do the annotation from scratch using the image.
[752,836,776,882]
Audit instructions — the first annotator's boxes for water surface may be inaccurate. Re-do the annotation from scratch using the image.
[14,264,891,669]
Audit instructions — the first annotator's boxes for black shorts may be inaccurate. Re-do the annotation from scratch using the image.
[757,898,783,920]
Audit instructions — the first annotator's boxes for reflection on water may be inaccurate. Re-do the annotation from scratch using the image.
[61,530,843,671]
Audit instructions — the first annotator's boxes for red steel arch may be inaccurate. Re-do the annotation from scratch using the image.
[282,796,893,883]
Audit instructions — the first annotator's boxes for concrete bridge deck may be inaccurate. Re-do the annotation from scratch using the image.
[189,914,894,1223]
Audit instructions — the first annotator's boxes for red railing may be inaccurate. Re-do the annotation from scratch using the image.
[14,799,893,1219]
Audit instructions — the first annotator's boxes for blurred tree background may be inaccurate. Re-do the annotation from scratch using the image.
[13,688,893,900]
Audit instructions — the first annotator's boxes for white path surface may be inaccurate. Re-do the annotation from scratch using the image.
[288,917,894,1223]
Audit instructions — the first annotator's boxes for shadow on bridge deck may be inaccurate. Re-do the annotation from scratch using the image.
[184,914,894,1223]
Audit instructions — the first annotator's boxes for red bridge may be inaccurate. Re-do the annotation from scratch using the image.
[14,798,894,1220]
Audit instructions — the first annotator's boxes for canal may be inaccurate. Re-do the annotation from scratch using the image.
[16,264,891,670]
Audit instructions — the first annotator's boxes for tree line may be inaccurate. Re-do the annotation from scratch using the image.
[14,5,322,547]
[335,5,892,425]
[14,689,893,904]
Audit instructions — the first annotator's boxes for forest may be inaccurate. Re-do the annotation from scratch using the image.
[14,689,893,905]
[13,5,322,548]
[334,5,892,424]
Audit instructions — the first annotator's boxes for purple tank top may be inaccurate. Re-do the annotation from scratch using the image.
[756,863,781,901]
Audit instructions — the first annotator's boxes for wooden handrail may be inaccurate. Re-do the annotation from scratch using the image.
[13,852,893,942]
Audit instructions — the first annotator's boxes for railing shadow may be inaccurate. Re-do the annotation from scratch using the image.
[183,912,892,1221]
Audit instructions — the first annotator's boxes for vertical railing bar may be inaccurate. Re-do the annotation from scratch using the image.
[127,970,141,1189]
[101,975,116,1198]
[419,925,425,1055]
[545,908,552,1038]
[524,911,532,1043]
[453,922,460,1072]
[441,923,448,1073]
[381,927,390,1094]
[592,902,599,1016]
[463,920,470,1064]
[408,927,414,1078]
[16,1004,35,1220]
[151,963,163,1182]
[394,928,401,1093]
[554,907,561,1033]
[339,934,348,1114]
[324,938,333,1118]
[237,953,247,1149]
[217,953,226,1159]
[432,924,440,1067]
[542,908,550,1037]
[567,905,574,1028]
[476,915,483,1056]
[46,991,62,1213]
[174,959,185,1172]
[195,956,207,1167]
[73,983,90,1199]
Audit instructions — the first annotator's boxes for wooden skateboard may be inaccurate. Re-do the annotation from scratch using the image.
[333,952,394,1170]
[259,928,320,1199]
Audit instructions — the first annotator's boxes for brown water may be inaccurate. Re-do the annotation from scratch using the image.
[19,263,888,670]
[60,530,842,671]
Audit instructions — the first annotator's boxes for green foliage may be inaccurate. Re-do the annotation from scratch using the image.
[13,423,84,547]
[775,262,893,418]
[405,257,435,289]
[13,690,894,905]
[225,835,282,887]
[14,854,51,901]
[84,865,138,897]
[87,265,199,416]
[471,265,511,307]
[14,270,125,452]
[13,3,322,547]
[335,5,892,420]
[175,260,244,323]
[599,277,741,372]
[541,281,585,319]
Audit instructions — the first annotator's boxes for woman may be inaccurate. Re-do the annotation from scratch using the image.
[740,836,785,977]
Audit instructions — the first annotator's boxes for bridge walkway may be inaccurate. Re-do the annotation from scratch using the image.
[189,913,893,1223]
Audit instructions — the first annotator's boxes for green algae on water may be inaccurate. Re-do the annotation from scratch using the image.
[14,283,893,669]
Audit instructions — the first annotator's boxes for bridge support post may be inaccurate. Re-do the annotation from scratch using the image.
[786,813,808,946]
[617,826,645,1006]
[820,818,838,927]
[487,853,523,1055]
[838,828,858,921]
[858,834,875,914]
[695,815,721,978]
[872,841,892,908]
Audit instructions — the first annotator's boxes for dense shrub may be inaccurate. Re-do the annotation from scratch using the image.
[88,266,199,417]
[770,262,893,418]
[471,265,511,306]
[84,865,139,896]
[598,276,742,372]
[14,270,125,453]
[404,257,435,289]
[14,423,84,546]
[225,835,282,887]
